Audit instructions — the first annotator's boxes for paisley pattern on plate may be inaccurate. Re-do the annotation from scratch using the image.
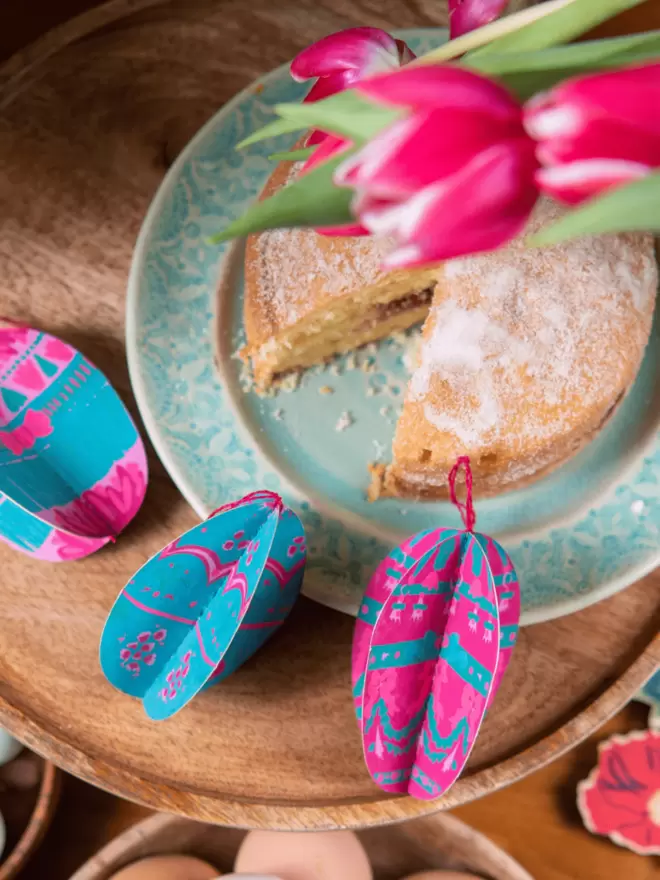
[127,29,660,625]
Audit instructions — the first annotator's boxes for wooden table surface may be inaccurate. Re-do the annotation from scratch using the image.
[18,702,659,880]
[0,0,658,876]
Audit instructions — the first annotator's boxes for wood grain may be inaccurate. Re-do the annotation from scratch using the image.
[16,704,658,880]
[0,0,658,830]
[0,758,60,880]
[67,810,535,880]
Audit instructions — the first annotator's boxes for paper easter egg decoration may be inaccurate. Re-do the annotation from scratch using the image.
[100,491,306,719]
[0,323,147,561]
[352,458,520,801]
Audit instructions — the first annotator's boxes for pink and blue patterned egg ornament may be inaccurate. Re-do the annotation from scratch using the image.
[352,458,520,801]
[100,491,306,720]
[0,323,147,561]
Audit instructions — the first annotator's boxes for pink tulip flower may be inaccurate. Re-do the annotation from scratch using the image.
[302,134,369,235]
[524,62,660,204]
[329,65,538,268]
[291,27,414,145]
[449,0,510,39]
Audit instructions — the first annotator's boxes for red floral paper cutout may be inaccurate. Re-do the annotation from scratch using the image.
[577,729,660,855]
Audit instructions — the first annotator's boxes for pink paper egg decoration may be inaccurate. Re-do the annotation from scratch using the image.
[0,322,147,561]
[352,457,521,801]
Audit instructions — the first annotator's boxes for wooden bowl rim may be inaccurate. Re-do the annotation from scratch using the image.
[0,759,61,880]
[0,0,657,831]
[0,637,656,827]
[67,810,536,880]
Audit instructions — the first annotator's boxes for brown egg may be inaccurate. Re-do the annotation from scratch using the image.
[399,873,482,880]
[235,830,372,880]
[109,855,219,880]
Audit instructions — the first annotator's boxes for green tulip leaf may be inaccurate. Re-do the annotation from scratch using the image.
[237,90,399,151]
[415,0,579,63]
[469,31,660,99]
[531,174,660,247]
[274,90,400,143]
[209,155,353,244]
[415,0,646,64]
[467,31,660,76]
[237,117,307,150]
[468,0,647,57]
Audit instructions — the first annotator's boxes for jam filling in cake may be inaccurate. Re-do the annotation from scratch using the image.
[241,158,658,499]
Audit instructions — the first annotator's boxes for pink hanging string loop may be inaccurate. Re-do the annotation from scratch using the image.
[448,456,476,532]
[208,489,284,520]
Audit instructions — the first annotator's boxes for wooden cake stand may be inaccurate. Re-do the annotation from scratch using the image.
[0,0,658,830]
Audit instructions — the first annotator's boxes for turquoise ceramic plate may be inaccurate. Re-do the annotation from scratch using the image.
[127,29,660,626]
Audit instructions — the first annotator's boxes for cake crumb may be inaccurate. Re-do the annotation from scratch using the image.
[279,373,300,393]
[380,405,393,419]
[631,499,646,515]
[238,362,255,394]
[367,463,386,501]
[389,331,408,348]
[345,352,357,371]
[360,357,376,373]
[366,385,379,397]
[402,332,422,371]
[272,408,284,421]
[318,385,334,395]
[335,411,354,432]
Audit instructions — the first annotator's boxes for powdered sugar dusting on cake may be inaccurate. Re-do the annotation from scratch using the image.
[253,227,391,325]
[408,198,657,449]
[249,163,391,326]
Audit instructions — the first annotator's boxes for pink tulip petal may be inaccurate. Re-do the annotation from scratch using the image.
[536,159,649,204]
[293,29,413,147]
[316,222,370,236]
[299,134,368,234]
[291,27,399,81]
[534,117,660,169]
[305,129,327,147]
[356,64,521,122]
[361,140,538,267]
[449,0,510,38]
[335,114,421,191]
[396,40,416,64]
[545,62,660,138]
[303,69,359,103]
[524,62,660,206]
[302,133,352,173]
[337,107,525,199]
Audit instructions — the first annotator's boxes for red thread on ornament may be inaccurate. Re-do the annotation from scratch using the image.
[208,490,284,519]
[448,456,476,532]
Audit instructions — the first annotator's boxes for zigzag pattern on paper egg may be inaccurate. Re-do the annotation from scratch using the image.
[0,327,147,560]
[100,491,306,719]
[352,527,520,801]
